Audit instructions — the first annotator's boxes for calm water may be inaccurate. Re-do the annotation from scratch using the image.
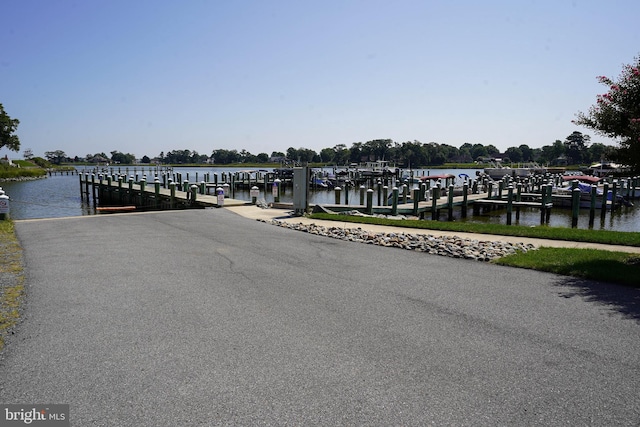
[2,167,639,232]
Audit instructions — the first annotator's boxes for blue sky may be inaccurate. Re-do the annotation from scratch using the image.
[1,0,639,160]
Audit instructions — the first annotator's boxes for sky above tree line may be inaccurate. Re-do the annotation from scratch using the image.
[1,0,639,160]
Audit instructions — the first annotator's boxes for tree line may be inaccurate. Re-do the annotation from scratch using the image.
[37,132,614,168]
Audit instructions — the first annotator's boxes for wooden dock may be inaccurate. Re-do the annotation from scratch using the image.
[79,173,248,210]
[80,170,640,228]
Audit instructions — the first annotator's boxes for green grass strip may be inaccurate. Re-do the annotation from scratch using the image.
[494,247,640,287]
[0,220,25,351]
[309,213,640,247]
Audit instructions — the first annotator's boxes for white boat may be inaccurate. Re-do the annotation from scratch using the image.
[483,161,546,180]
[352,160,396,178]
[586,161,631,177]
[553,181,633,208]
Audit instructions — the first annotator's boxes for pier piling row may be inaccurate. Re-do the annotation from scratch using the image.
[80,170,640,227]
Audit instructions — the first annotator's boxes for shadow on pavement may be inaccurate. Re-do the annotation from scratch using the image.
[554,276,640,322]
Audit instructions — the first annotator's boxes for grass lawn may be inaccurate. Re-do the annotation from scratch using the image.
[0,220,24,351]
[309,212,640,287]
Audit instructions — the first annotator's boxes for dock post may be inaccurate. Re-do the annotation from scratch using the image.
[377,180,382,206]
[366,189,374,214]
[155,179,161,209]
[190,185,198,206]
[251,186,259,204]
[382,186,389,206]
[447,184,454,221]
[391,187,399,216]
[200,181,206,195]
[183,180,189,193]
[106,175,113,204]
[139,179,146,207]
[421,182,428,202]
[402,184,408,204]
[118,176,124,203]
[571,187,581,228]
[462,182,468,218]
[128,177,134,204]
[344,181,349,205]
[545,184,552,223]
[359,185,366,205]
[506,185,513,225]
[273,179,281,203]
[589,184,597,227]
[611,180,618,211]
[413,187,420,216]
[216,187,224,207]
[85,173,91,201]
[540,184,547,225]
[169,182,176,208]
[79,173,84,200]
[90,174,97,206]
[516,182,522,221]
[601,182,609,218]
[431,188,438,220]
[334,187,341,205]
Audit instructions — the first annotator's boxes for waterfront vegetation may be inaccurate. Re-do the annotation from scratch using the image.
[0,163,46,180]
[309,212,640,287]
[0,220,24,351]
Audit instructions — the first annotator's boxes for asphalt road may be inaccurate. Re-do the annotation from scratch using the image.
[1,209,639,426]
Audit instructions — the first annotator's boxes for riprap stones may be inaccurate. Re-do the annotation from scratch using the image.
[259,219,536,261]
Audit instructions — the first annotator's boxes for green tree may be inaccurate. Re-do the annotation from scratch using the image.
[486,145,500,156]
[362,139,392,161]
[349,142,363,164]
[44,150,67,165]
[0,103,20,152]
[319,147,335,163]
[505,147,523,163]
[574,55,640,171]
[471,144,488,160]
[333,144,350,165]
[211,149,239,164]
[110,150,136,164]
[519,144,533,161]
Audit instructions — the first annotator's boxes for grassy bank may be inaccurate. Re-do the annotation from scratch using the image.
[309,212,640,287]
[0,164,46,180]
[0,220,25,351]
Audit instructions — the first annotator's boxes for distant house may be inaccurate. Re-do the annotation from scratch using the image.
[552,155,568,166]
[270,156,287,164]
[0,156,15,167]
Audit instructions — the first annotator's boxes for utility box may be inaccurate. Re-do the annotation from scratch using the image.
[293,167,309,215]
